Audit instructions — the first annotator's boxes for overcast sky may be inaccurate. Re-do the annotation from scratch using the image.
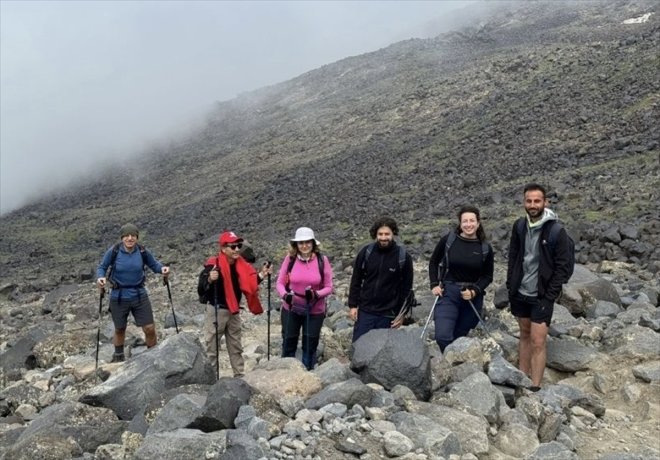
[1,0,476,214]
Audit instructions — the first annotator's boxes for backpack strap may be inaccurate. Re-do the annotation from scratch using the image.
[361,242,377,272]
[108,243,147,288]
[362,242,406,272]
[285,253,325,292]
[397,245,406,270]
[443,231,458,275]
[481,241,489,263]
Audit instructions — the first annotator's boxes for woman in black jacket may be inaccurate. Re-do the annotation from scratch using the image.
[428,205,494,351]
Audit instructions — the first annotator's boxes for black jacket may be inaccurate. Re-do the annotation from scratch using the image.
[348,242,414,316]
[506,218,572,309]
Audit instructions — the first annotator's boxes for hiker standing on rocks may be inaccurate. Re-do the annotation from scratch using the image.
[276,227,333,370]
[428,205,494,351]
[348,216,414,342]
[507,183,573,390]
[197,231,271,378]
[96,223,170,362]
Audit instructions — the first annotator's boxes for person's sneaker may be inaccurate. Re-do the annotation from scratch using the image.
[111,352,125,363]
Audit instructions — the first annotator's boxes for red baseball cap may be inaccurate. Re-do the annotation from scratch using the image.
[219,231,243,245]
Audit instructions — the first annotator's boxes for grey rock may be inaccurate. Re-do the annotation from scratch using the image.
[0,327,48,379]
[390,411,462,458]
[79,332,215,420]
[189,377,253,431]
[632,361,660,383]
[305,378,374,410]
[449,371,506,424]
[588,300,623,319]
[492,422,539,458]
[488,353,532,388]
[4,402,125,457]
[313,357,358,387]
[383,430,414,457]
[351,328,431,400]
[147,393,206,435]
[335,437,367,455]
[527,441,579,459]
[546,338,600,372]
[604,325,660,359]
[443,336,488,367]
[404,400,489,456]
[538,384,605,417]
[133,429,228,460]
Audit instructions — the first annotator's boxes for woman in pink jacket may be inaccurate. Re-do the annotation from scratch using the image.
[276,227,333,370]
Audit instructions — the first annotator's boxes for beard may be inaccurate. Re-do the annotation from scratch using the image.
[526,206,544,219]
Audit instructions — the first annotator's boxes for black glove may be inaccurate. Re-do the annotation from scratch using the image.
[283,292,293,305]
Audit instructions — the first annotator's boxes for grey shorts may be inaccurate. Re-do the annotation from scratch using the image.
[109,296,154,329]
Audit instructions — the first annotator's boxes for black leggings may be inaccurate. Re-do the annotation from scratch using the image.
[281,308,325,370]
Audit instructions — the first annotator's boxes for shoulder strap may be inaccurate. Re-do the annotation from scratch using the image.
[397,245,406,270]
[443,231,457,273]
[547,221,562,246]
[317,252,325,284]
[285,255,296,292]
[516,218,526,238]
[481,241,489,263]
[361,242,377,272]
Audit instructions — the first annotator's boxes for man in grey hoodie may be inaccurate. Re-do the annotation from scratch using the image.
[506,183,573,390]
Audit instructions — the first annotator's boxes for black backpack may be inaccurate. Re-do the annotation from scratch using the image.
[516,218,575,279]
[106,243,148,288]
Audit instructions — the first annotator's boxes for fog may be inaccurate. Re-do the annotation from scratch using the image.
[1,0,477,214]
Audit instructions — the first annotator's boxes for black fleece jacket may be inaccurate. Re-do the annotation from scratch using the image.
[348,242,413,316]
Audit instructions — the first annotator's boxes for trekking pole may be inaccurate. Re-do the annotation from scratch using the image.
[305,287,313,370]
[95,288,105,379]
[267,266,272,361]
[212,272,220,380]
[420,295,440,339]
[164,277,179,334]
[461,287,493,340]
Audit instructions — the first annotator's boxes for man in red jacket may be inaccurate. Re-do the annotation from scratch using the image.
[198,231,270,377]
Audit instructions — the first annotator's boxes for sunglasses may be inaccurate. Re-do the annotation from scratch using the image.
[226,243,243,250]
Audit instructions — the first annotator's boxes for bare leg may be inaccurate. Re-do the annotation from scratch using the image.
[529,321,549,387]
[517,318,532,377]
[142,323,157,348]
[113,328,127,347]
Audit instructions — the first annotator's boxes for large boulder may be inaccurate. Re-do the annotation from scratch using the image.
[79,332,215,419]
[389,411,462,458]
[3,402,126,458]
[0,327,48,380]
[351,328,431,400]
[561,266,621,316]
[546,338,601,372]
[305,378,375,410]
[448,371,507,424]
[243,357,322,400]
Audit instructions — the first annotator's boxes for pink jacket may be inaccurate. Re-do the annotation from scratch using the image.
[276,253,333,315]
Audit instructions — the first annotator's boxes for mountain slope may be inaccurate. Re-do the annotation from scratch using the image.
[1,0,658,288]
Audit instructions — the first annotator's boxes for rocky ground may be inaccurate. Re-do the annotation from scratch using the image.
[0,258,658,459]
[1,1,660,459]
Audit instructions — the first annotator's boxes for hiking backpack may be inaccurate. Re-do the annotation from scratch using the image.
[516,218,575,279]
[106,243,149,288]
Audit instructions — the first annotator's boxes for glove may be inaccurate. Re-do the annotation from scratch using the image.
[283,292,293,305]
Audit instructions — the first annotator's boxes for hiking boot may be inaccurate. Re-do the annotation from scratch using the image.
[111,352,125,363]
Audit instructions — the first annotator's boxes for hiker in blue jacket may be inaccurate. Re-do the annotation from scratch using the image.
[96,223,169,362]
[428,205,494,351]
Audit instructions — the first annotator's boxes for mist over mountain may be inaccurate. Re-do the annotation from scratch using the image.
[0,0,658,286]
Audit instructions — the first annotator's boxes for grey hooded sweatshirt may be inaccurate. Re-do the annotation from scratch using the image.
[519,208,558,297]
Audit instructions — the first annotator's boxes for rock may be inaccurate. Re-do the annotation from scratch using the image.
[0,327,48,379]
[488,353,532,388]
[546,338,601,372]
[561,267,621,316]
[188,377,253,431]
[390,411,462,458]
[146,393,206,434]
[538,384,605,417]
[305,378,374,410]
[313,357,359,386]
[448,371,506,424]
[443,336,489,367]
[404,400,490,456]
[4,402,126,457]
[492,422,539,458]
[383,430,414,457]
[243,357,322,400]
[350,328,431,400]
[527,441,579,459]
[587,300,623,319]
[79,332,215,419]
[604,325,660,359]
[632,361,660,383]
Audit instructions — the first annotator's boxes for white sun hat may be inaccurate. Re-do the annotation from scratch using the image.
[290,227,320,244]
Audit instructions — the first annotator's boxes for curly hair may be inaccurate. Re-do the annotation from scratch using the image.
[369,216,399,239]
[455,205,487,242]
[523,182,546,199]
